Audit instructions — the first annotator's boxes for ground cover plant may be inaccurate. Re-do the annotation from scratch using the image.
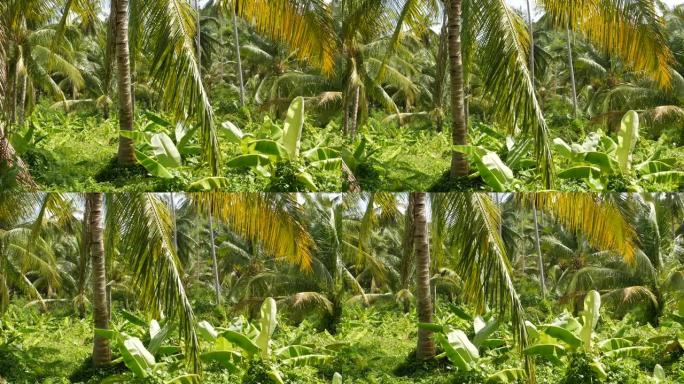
[1,1,684,192]
[3,192,684,383]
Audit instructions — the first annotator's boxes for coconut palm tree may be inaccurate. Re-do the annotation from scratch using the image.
[412,192,436,359]
[87,193,112,366]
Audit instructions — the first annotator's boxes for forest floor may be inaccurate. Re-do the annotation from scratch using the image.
[2,298,680,384]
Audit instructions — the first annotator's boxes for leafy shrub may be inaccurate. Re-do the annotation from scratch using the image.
[562,352,603,384]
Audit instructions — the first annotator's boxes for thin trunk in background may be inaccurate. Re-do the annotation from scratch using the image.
[447,0,469,178]
[350,86,360,137]
[231,6,245,106]
[526,0,535,86]
[566,27,578,118]
[413,192,436,360]
[433,11,448,132]
[171,192,177,250]
[88,192,112,366]
[208,210,221,304]
[532,200,546,298]
[115,0,136,166]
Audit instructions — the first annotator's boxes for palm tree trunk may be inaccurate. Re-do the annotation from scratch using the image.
[115,0,136,166]
[88,192,111,366]
[566,27,578,118]
[413,192,436,360]
[17,74,26,126]
[532,200,546,298]
[208,210,221,304]
[434,16,448,132]
[447,0,469,178]
[231,6,245,106]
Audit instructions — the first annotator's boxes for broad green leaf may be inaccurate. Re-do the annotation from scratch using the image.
[543,325,582,348]
[641,171,684,185]
[636,161,672,174]
[219,330,260,356]
[281,96,305,159]
[268,367,285,384]
[332,372,343,384]
[150,133,182,168]
[200,350,241,372]
[523,343,566,362]
[487,368,525,383]
[135,150,174,179]
[590,359,607,380]
[226,154,272,168]
[616,110,639,173]
[148,321,175,355]
[553,138,574,159]
[446,329,479,360]
[250,139,288,159]
[198,320,218,342]
[120,337,155,377]
[558,166,601,180]
[296,172,318,191]
[220,121,245,143]
[276,345,314,358]
[580,290,601,352]
[309,158,342,171]
[583,152,616,174]
[473,317,499,348]
[256,297,278,358]
[597,338,632,351]
[144,111,172,127]
[435,333,472,371]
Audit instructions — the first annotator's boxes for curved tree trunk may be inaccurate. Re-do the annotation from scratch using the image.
[447,0,469,178]
[88,193,111,367]
[208,210,221,305]
[532,200,546,298]
[566,27,578,118]
[231,6,245,106]
[115,0,136,166]
[413,192,436,360]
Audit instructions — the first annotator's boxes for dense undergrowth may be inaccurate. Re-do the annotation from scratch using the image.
[3,290,684,384]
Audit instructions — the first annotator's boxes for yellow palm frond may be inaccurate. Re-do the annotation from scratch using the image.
[540,0,674,87]
[190,193,314,271]
[222,0,336,74]
[530,193,637,265]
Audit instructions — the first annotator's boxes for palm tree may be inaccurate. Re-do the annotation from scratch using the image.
[87,193,111,366]
[114,0,136,166]
[412,192,436,360]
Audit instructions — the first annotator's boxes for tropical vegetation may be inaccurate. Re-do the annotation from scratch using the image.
[3,192,684,383]
[1,1,683,192]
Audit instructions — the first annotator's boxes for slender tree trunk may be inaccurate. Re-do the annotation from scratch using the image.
[115,0,136,166]
[434,16,448,132]
[566,27,578,118]
[526,0,535,86]
[532,200,546,298]
[350,86,360,138]
[88,193,111,366]
[17,74,26,125]
[413,192,436,360]
[171,192,178,250]
[208,210,221,304]
[231,6,245,106]
[447,0,469,178]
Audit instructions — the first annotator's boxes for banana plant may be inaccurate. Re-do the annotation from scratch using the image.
[198,298,335,384]
[417,311,525,383]
[95,311,198,383]
[554,111,684,190]
[524,290,653,380]
[221,97,341,191]
[120,112,200,179]
[452,145,517,192]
